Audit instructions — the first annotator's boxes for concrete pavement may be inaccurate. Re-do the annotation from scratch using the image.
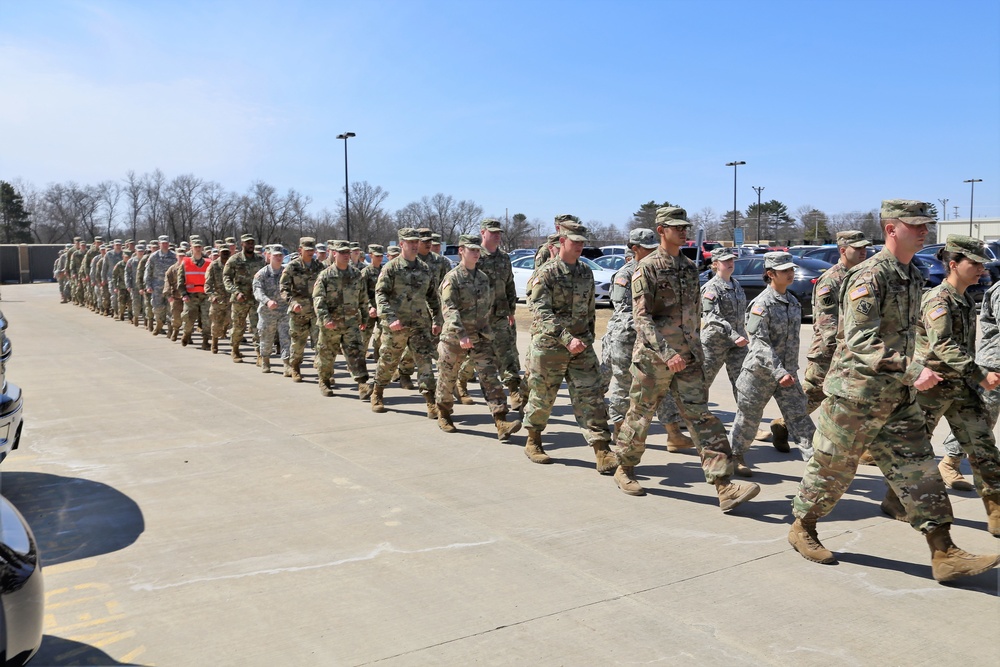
[1,283,997,666]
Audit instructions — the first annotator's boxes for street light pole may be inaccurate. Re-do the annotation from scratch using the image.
[337,132,356,241]
[725,161,746,243]
[752,186,764,243]
[963,179,982,237]
[938,198,948,221]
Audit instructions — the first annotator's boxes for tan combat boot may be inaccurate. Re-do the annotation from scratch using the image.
[938,455,974,491]
[665,422,695,452]
[754,427,773,442]
[211,337,219,354]
[170,326,179,342]
[925,524,1000,582]
[358,383,373,401]
[455,379,475,405]
[614,465,645,496]
[231,347,242,363]
[261,357,271,374]
[770,418,789,453]
[524,429,552,464]
[494,413,521,442]
[788,517,837,564]
[283,360,292,377]
[507,378,525,412]
[733,454,753,478]
[318,377,333,397]
[437,404,457,433]
[255,353,263,368]
[715,477,760,512]
[880,485,908,522]
[371,385,386,413]
[181,332,192,347]
[399,374,415,390]
[593,442,618,475]
[423,393,439,419]
[291,364,302,382]
[200,336,210,350]
[983,496,1000,537]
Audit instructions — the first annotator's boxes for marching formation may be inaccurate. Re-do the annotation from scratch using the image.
[52,200,1000,583]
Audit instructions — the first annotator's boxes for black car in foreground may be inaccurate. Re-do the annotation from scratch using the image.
[700,255,833,320]
[0,495,44,666]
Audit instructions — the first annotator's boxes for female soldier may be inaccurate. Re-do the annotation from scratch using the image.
[882,235,1000,534]
[728,252,815,476]
[700,247,749,397]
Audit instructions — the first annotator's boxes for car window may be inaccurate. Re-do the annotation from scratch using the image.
[512,256,535,269]
[735,258,763,276]
[594,255,626,271]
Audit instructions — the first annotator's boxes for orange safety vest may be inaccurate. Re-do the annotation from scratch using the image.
[183,256,209,293]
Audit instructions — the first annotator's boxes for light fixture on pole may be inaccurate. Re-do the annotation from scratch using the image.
[963,179,982,237]
[725,161,746,242]
[752,186,764,243]
[337,132,356,241]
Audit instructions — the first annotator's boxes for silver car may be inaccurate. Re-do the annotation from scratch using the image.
[0,310,24,465]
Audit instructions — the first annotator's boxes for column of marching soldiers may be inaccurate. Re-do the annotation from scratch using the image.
[52,200,1000,584]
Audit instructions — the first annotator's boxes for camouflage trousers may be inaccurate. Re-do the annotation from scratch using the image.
[730,368,815,460]
[168,297,183,328]
[601,334,680,426]
[115,289,130,319]
[58,277,69,301]
[143,291,153,324]
[701,335,747,402]
[374,326,436,394]
[131,289,143,321]
[104,285,114,313]
[258,310,290,364]
[436,339,507,416]
[209,297,230,339]
[288,312,317,367]
[361,317,379,364]
[523,337,611,448]
[459,316,521,385]
[801,359,831,415]
[792,394,952,532]
[922,384,1000,499]
[183,293,210,337]
[72,278,84,304]
[316,325,368,385]
[614,352,733,481]
[230,300,260,353]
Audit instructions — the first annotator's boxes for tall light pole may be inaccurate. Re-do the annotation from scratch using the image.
[337,132,356,241]
[725,161,746,242]
[752,186,764,243]
[938,198,948,221]
[963,179,982,237]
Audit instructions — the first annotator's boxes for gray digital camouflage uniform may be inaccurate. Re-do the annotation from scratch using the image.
[144,247,177,330]
[253,264,290,365]
[699,273,748,397]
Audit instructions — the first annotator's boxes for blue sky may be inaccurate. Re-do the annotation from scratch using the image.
[1,0,998,227]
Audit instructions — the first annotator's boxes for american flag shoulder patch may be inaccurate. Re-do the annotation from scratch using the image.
[929,306,948,321]
[817,285,832,296]
[849,284,870,300]
[751,304,765,316]
[614,275,629,287]
[704,290,717,301]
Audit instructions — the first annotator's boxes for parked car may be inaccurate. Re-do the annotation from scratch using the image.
[683,240,724,268]
[918,242,1000,286]
[0,310,24,465]
[600,245,628,256]
[592,254,627,272]
[442,244,460,267]
[510,255,612,305]
[788,245,822,258]
[802,245,877,265]
[699,256,833,319]
[0,495,45,666]
[507,248,534,260]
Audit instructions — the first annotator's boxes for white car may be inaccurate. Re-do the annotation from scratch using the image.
[0,310,24,465]
[510,256,613,305]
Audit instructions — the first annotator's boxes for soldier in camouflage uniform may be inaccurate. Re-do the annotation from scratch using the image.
[103,240,124,318]
[435,234,522,440]
[253,246,290,374]
[700,247,748,399]
[81,238,101,310]
[163,252,186,341]
[522,219,616,474]
[55,244,72,302]
[89,244,105,313]
[178,239,212,349]
[359,245,385,366]
[111,250,130,320]
[728,252,816,476]
[313,241,371,399]
[372,228,443,418]
[125,244,145,326]
[279,237,323,382]
[602,228,693,454]
[204,247,231,353]
[223,234,266,363]
[397,228,451,384]
[790,200,999,582]
[144,236,176,335]
[69,238,87,305]
[136,242,153,328]
[611,207,759,511]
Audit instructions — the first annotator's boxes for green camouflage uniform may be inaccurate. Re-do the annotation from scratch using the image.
[164,261,184,328]
[125,253,143,322]
[792,247,952,533]
[204,257,230,340]
[360,262,383,363]
[144,247,177,328]
[699,273,748,398]
[803,262,848,413]
[279,256,323,368]
[135,253,152,326]
[223,251,266,354]
[399,250,450,374]
[111,259,128,319]
[458,246,522,389]
[313,263,368,386]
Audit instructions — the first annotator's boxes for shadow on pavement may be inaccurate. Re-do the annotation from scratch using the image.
[0,471,144,565]
[31,635,150,666]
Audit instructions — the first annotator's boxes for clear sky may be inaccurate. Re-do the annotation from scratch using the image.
[2,0,998,228]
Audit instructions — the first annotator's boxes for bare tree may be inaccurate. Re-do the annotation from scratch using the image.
[96,180,122,240]
[143,169,167,239]
[122,170,147,243]
[198,181,239,243]
[239,181,297,245]
[395,193,483,243]
[501,212,534,250]
[335,181,391,246]
[164,174,203,241]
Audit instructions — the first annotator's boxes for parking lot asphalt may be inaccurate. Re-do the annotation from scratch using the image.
[2,283,997,666]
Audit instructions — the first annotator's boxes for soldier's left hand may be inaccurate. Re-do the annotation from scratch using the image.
[432,324,441,336]
[982,371,1000,391]
[324,321,335,330]
[567,338,587,355]
[735,336,748,347]
[292,303,302,313]
[779,373,794,388]
[914,367,942,391]
[508,315,515,327]
[666,353,686,372]
[460,336,473,350]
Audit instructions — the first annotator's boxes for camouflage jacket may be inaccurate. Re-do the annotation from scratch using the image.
[478,247,517,319]
[824,247,925,402]
[360,263,383,314]
[204,259,227,303]
[111,260,127,291]
[604,258,638,351]
[978,281,1000,371]
[81,247,100,279]
[279,257,323,315]
[313,264,365,328]
[375,256,442,329]
[528,258,595,348]
[419,251,451,288]
[223,251,265,303]
[440,264,494,345]
[700,273,747,346]
[253,264,288,314]
[102,250,123,283]
[135,255,150,291]
[915,281,988,388]
[91,256,104,283]
[144,249,177,289]
[125,256,140,290]
[743,284,801,381]
[163,263,183,299]
[806,262,848,367]
[534,244,551,267]
[631,249,702,365]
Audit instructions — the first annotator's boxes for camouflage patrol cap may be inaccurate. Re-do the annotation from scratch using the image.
[176,248,187,257]
[325,240,337,248]
[836,230,871,247]
[269,245,285,255]
[213,240,223,247]
[710,247,737,262]
[628,227,659,249]
[368,244,385,256]
[416,227,434,241]
[655,207,690,227]
[158,235,169,243]
[480,218,503,232]
[73,236,82,242]
[64,243,72,248]
[554,214,579,224]
[764,251,796,271]
[179,242,190,250]
[332,240,351,253]
[399,228,421,241]
[136,244,147,252]
[123,249,133,256]
[546,232,562,245]
[191,238,204,247]
[138,240,147,245]
[944,234,990,263]
[880,199,936,225]
[299,237,316,249]
[315,243,327,252]
[240,233,255,243]
[99,244,108,251]
[387,245,401,256]
[559,220,589,242]
[93,236,103,243]
[225,236,236,244]
[219,246,231,256]
[254,245,263,253]
[112,239,122,245]
[349,241,361,250]
[125,239,134,245]
[430,233,441,243]
[209,248,220,257]
[459,234,482,250]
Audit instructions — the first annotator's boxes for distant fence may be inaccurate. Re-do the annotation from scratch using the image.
[0,245,63,284]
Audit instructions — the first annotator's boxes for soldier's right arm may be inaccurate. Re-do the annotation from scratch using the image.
[631,262,677,364]
[222,257,238,294]
[439,273,465,339]
[700,279,734,340]
[375,263,396,322]
[252,267,268,304]
[311,271,331,323]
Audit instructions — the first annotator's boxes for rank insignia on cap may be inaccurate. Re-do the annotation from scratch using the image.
[817,285,831,296]
[929,306,948,321]
[751,304,765,316]
[614,275,629,287]
[849,284,870,300]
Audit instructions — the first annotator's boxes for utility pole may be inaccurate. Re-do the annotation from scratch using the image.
[752,186,764,243]
[938,198,948,221]
[725,161,746,243]
[964,179,982,237]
